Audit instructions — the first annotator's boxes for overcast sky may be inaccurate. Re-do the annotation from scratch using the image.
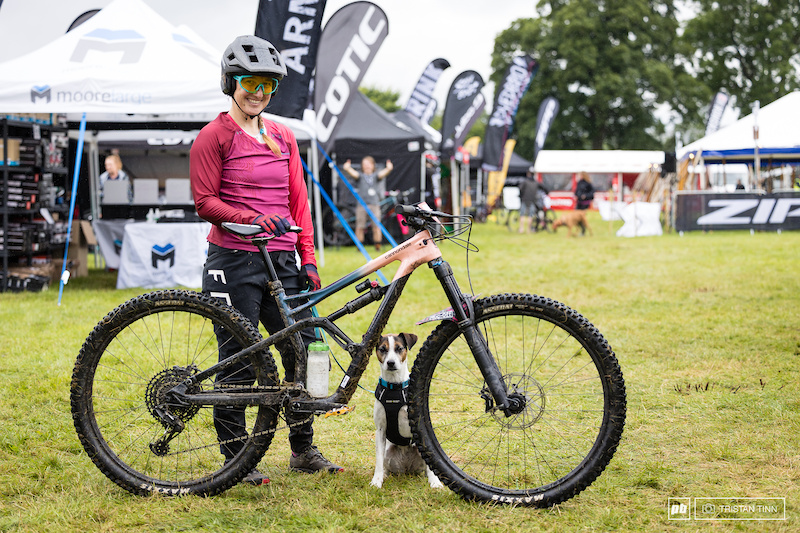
[0,0,535,111]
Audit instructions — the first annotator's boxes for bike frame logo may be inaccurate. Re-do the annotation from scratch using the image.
[152,243,176,268]
[697,198,800,225]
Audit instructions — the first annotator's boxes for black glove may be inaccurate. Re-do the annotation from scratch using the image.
[299,264,321,292]
[252,214,291,237]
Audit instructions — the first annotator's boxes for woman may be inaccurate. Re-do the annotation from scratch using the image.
[190,35,341,486]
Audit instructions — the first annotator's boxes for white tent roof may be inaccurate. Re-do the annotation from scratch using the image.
[0,0,228,115]
[678,91,800,163]
[533,150,665,174]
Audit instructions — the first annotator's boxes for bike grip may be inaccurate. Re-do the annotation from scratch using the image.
[394,204,417,216]
[289,226,303,233]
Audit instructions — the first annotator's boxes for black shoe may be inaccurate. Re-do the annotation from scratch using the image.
[289,446,344,474]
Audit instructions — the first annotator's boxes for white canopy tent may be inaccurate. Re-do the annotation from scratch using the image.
[0,0,325,276]
[534,150,666,174]
[678,91,800,166]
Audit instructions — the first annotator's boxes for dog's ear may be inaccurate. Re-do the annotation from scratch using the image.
[399,333,418,350]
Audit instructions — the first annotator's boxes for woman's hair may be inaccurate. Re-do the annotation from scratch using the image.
[257,116,281,157]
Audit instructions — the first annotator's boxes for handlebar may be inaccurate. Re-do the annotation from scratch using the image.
[394,204,449,218]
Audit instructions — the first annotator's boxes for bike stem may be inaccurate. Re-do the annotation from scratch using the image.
[429,258,514,415]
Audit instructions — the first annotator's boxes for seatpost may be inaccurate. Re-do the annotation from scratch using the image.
[253,239,280,282]
[253,239,308,386]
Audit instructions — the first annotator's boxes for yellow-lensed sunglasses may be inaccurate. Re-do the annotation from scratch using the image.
[233,75,279,95]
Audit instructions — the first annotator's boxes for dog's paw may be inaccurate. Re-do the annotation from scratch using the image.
[369,476,384,488]
[429,478,444,489]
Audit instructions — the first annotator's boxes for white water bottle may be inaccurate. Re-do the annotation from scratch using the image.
[306,341,330,398]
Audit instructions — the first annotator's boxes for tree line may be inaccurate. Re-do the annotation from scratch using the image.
[492,0,800,159]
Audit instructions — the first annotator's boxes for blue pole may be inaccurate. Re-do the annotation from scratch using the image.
[57,112,87,306]
[300,158,389,285]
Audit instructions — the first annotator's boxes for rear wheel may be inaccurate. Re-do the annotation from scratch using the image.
[71,290,279,496]
[409,293,626,506]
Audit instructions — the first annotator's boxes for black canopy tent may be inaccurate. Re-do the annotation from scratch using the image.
[325,91,425,206]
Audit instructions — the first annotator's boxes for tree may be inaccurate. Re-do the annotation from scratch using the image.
[492,0,697,157]
[359,86,401,113]
[681,0,800,114]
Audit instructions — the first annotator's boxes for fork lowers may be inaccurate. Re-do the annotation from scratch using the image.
[429,259,513,413]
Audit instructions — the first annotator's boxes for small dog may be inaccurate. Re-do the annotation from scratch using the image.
[370,333,443,489]
[552,210,593,237]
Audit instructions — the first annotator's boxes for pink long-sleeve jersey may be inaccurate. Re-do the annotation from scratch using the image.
[190,112,315,266]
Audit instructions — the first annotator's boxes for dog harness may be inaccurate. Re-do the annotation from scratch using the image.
[375,378,412,446]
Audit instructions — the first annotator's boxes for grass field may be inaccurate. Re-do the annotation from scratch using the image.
[1,211,797,532]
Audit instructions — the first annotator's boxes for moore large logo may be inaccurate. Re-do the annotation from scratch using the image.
[71,28,146,64]
[31,85,51,103]
[152,243,176,268]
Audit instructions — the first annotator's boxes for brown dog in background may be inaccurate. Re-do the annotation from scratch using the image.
[552,210,592,237]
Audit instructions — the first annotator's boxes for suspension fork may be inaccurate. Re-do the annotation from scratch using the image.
[429,258,521,416]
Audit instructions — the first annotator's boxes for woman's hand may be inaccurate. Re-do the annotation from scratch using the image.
[253,214,290,237]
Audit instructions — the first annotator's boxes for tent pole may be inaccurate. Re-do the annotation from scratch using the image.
[87,135,101,268]
[753,101,761,189]
[310,144,324,266]
[450,158,459,216]
[58,112,87,306]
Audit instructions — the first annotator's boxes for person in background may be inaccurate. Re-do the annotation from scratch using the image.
[190,35,342,487]
[575,172,595,211]
[518,165,548,233]
[736,179,746,190]
[98,153,131,202]
[342,156,393,250]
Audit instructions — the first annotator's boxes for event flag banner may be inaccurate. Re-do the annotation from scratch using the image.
[313,2,388,152]
[404,58,451,125]
[481,55,538,171]
[674,191,800,232]
[533,96,559,162]
[485,139,517,210]
[255,0,327,119]
[440,70,486,157]
[705,89,730,137]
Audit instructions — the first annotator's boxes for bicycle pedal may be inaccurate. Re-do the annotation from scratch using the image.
[323,405,355,418]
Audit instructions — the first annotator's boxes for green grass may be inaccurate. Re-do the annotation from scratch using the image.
[1,212,798,532]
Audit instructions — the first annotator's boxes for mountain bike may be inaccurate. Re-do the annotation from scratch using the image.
[321,187,416,247]
[70,203,626,506]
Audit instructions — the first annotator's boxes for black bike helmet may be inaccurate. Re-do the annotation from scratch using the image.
[221,35,287,95]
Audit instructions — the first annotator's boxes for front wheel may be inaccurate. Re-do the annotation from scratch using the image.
[71,290,279,496]
[409,294,626,507]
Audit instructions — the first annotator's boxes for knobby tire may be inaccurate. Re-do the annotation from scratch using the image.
[409,293,626,507]
[71,290,279,496]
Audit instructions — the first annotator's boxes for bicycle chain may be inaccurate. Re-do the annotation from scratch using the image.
[161,384,314,458]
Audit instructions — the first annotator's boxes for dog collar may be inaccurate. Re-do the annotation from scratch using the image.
[378,377,408,390]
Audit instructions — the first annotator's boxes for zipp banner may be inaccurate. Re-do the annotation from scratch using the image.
[674,192,800,231]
